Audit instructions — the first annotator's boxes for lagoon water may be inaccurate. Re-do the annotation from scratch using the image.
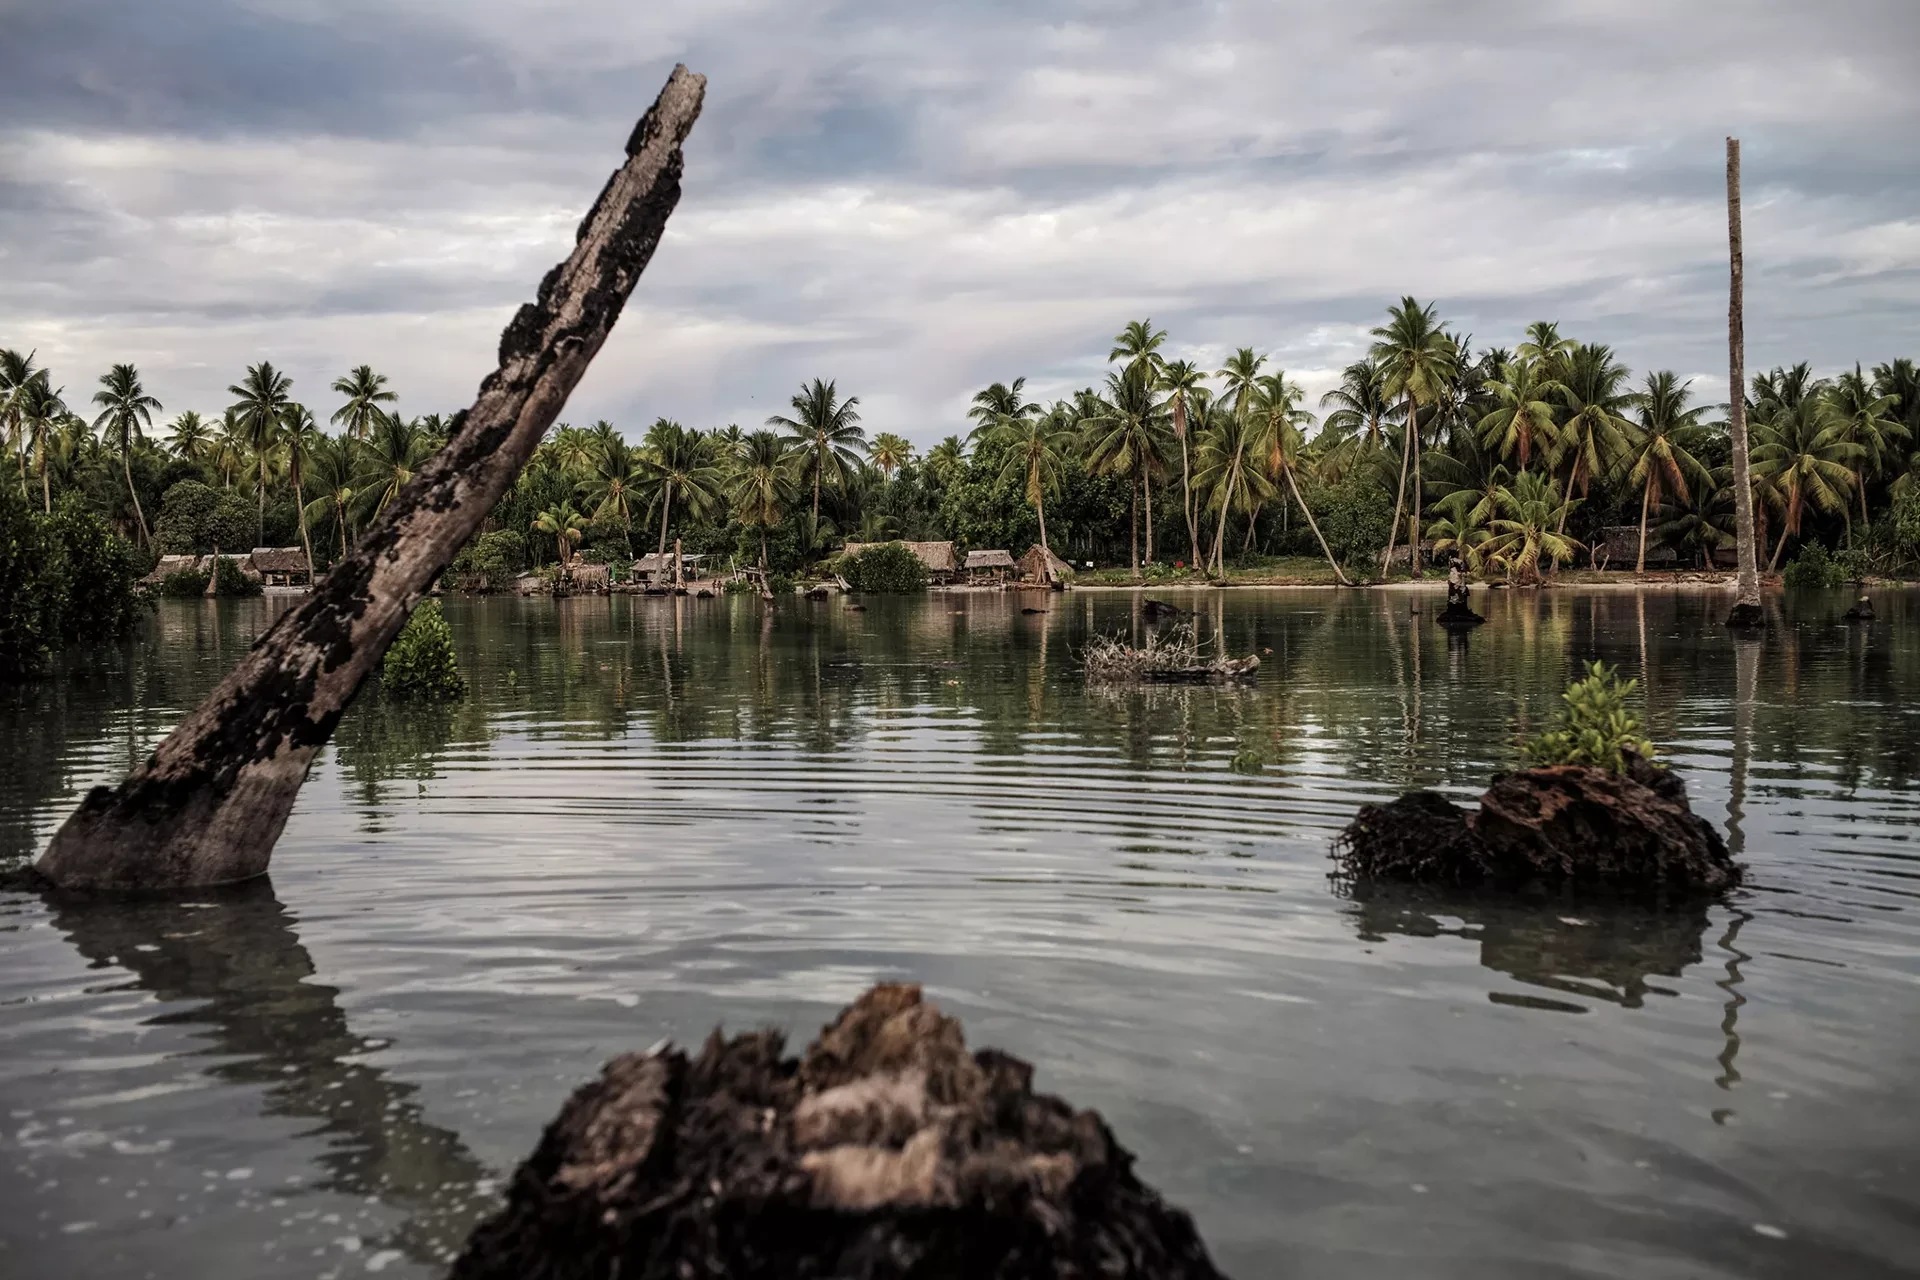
[3,588,1918,1279]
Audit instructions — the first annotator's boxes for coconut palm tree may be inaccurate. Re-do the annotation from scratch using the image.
[579,437,643,539]
[1319,356,1397,449]
[639,418,723,560]
[301,434,358,560]
[1623,372,1712,572]
[280,404,323,577]
[869,432,913,481]
[1552,343,1638,535]
[1515,321,1577,377]
[15,373,66,513]
[767,378,865,529]
[1205,348,1268,575]
[1655,467,1736,570]
[1082,361,1167,574]
[354,410,433,521]
[1370,297,1457,576]
[925,435,966,491]
[1194,402,1272,571]
[1477,356,1565,475]
[90,363,160,544]
[729,430,796,569]
[532,503,586,566]
[1254,373,1349,584]
[1824,365,1907,532]
[1109,319,1167,382]
[228,361,295,543]
[1751,387,1862,569]
[967,379,1040,439]
[1157,358,1208,567]
[985,401,1069,558]
[328,365,397,442]
[212,408,248,490]
[167,410,212,465]
[1482,471,1582,584]
[0,348,39,500]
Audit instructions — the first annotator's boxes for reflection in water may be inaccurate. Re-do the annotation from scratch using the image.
[48,880,496,1269]
[1345,884,1713,1015]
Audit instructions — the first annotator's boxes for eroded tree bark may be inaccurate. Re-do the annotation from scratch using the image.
[38,66,706,891]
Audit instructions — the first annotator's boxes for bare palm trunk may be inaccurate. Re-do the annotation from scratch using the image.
[37,64,706,892]
[1143,470,1153,564]
[257,457,267,547]
[293,476,315,582]
[337,501,349,560]
[811,456,821,529]
[1726,137,1762,623]
[759,527,768,571]
[1637,476,1652,574]
[1129,479,1139,577]
[1176,404,1199,567]
[1287,468,1350,586]
[1381,395,1415,577]
[1242,502,1260,553]
[1769,520,1790,571]
[1036,491,1049,557]
[121,451,150,545]
[657,479,674,559]
[1557,461,1579,538]
[1411,415,1424,574]
[40,450,51,513]
[1211,452,1243,577]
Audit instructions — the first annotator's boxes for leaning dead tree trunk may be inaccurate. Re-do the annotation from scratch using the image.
[38,66,706,892]
[1724,136,1763,628]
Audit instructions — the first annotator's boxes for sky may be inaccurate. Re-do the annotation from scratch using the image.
[2,0,1917,447]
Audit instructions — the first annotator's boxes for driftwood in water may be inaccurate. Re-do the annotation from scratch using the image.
[1333,754,1740,899]
[1141,598,1189,622]
[450,984,1225,1280]
[1084,625,1258,685]
[1845,595,1874,622]
[37,67,707,891]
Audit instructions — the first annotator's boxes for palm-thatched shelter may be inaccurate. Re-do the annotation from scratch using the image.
[964,548,1016,584]
[1595,526,1677,570]
[842,540,961,584]
[1017,544,1073,586]
[248,547,311,587]
[570,562,611,594]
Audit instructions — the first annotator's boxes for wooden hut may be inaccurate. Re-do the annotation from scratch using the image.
[570,562,611,594]
[841,541,961,584]
[248,547,311,587]
[964,549,1016,584]
[1016,544,1073,586]
[142,554,205,586]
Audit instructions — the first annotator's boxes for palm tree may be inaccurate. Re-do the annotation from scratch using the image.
[1477,357,1564,475]
[1194,403,1272,572]
[15,374,66,513]
[1552,343,1638,535]
[329,366,396,441]
[1319,356,1397,448]
[213,408,249,490]
[532,503,586,566]
[967,379,1040,439]
[1083,361,1167,574]
[767,378,865,528]
[90,363,160,544]
[280,404,323,577]
[1751,386,1862,569]
[228,361,294,544]
[986,403,1069,558]
[1109,318,1167,374]
[354,410,432,521]
[1205,347,1267,575]
[167,411,211,465]
[729,430,796,568]
[1656,467,1736,570]
[1157,359,1208,566]
[585,419,623,467]
[869,432,913,481]
[1482,471,1583,585]
[925,435,966,490]
[1515,321,1577,378]
[1370,297,1457,575]
[579,437,643,539]
[1623,372,1712,572]
[1255,373,1349,584]
[1824,365,1907,532]
[301,435,358,560]
[549,423,599,478]
[639,418,723,560]
[1,349,38,500]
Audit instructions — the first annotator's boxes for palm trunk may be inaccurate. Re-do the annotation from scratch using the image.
[1143,469,1153,564]
[294,475,315,582]
[1637,476,1652,574]
[1211,451,1242,577]
[1243,501,1261,553]
[1288,467,1350,586]
[1558,459,1579,537]
[759,527,768,571]
[121,450,150,545]
[1382,394,1415,577]
[1411,412,1424,574]
[812,457,821,528]
[1769,519,1790,571]
[1036,491,1049,556]
[1726,138,1762,620]
[1176,403,1199,567]
[257,457,267,547]
[1129,479,1139,578]
[17,437,31,501]
[657,479,674,559]
[40,449,51,513]
[337,500,349,560]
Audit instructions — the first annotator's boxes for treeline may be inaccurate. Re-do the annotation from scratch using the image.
[6,299,1920,591]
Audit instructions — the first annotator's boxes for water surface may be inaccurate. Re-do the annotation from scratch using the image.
[3,588,1917,1279]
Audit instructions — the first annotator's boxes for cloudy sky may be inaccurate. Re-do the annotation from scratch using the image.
[3,0,1917,446]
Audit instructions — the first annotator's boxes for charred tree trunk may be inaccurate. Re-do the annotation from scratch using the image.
[1725,137,1763,627]
[37,66,707,891]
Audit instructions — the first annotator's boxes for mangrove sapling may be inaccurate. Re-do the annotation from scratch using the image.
[381,599,466,700]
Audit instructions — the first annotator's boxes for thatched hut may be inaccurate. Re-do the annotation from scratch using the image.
[142,554,205,585]
[1595,526,1676,570]
[1017,544,1073,586]
[964,548,1015,584]
[570,562,611,594]
[248,547,311,587]
[842,540,961,584]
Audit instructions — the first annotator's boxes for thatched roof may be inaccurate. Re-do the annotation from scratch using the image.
[843,541,960,573]
[143,554,204,583]
[965,549,1016,570]
[1017,545,1073,581]
[248,547,308,574]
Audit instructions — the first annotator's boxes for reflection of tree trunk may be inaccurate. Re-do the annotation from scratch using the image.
[47,880,495,1267]
[37,67,707,892]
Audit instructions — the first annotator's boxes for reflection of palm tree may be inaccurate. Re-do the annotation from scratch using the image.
[46,881,495,1270]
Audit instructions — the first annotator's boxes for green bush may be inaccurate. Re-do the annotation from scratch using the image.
[154,480,221,554]
[0,490,147,679]
[452,529,527,588]
[723,576,754,595]
[767,572,796,597]
[842,542,929,593]
[208,493,255,553]
[43,500,146,640]
[1522,661,1658,774]
[0,486,63,678]
[382,599,466,700]
[1783,542,1846,590]
[1893,490,1920,563]
[214,557,263,596]
[159,568,211,597]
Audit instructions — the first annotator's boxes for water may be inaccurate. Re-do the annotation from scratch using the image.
[3,588,1918,1279]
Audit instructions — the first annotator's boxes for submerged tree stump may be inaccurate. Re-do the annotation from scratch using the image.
[36,67,706,891]
[451,984,1226,1280]
[1334,754,1740,898]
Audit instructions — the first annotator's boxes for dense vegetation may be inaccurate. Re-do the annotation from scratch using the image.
[7,302,1918,587]
[0,487,145,678]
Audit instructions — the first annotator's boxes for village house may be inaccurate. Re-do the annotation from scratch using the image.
[964,549,1015,585]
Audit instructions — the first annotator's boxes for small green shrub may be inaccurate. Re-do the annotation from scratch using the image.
[723,576,753,595]
[1893,491,1920,563]
[1782,542,1846,590]
[1521,660,1657,774]
[842,542,929,593]
[160,568,211,597]
[1229,747,1266,774]
[767,573,795,597]
[214,556,263,597]
[382,599,466,700]
[0,491,147,679]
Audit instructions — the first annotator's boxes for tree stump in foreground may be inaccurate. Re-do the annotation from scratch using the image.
[451,984,1227,1280]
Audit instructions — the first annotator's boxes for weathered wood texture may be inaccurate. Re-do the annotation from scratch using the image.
[38,67,706,891]
[1724,136,1764,625]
